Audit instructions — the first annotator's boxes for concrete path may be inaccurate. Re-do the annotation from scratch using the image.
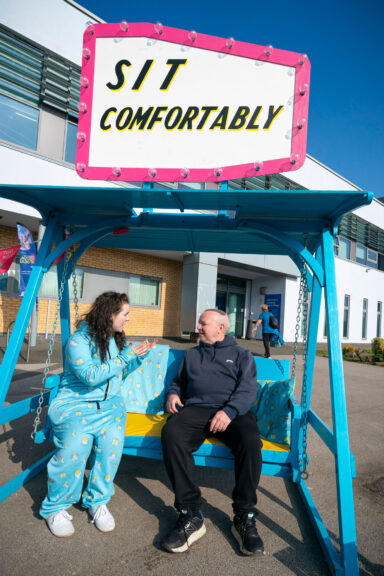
[0,341,383,575]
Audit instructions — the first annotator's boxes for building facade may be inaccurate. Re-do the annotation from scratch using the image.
[0,0,383,343]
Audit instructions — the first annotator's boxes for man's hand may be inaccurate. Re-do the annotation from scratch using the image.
[166,394,184,414]
[130,339,158,357]
[210,410,231,433]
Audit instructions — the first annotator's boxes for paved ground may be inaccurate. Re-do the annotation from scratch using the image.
[0,337,383,575]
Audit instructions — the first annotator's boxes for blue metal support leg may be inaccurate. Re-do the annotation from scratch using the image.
[56,228,72,357]
[321,228,358,575]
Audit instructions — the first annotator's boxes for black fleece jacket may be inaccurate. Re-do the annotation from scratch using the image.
[165,335,257,420]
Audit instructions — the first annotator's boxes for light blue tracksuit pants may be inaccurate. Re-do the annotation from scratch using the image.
[40,394,126,517]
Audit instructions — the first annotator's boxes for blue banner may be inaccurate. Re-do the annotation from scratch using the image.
[16,224,36,296]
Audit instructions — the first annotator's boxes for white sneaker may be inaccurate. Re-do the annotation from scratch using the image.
[46,510,74,537]
[89,504,115,532]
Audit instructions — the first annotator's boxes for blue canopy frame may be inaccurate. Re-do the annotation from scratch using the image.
[0,182,373,575]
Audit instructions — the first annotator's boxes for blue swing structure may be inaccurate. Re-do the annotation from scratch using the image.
[0,181,372,575]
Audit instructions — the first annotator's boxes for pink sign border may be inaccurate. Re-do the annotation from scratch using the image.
[76,22,310,183]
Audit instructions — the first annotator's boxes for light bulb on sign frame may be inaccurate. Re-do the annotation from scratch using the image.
[120,21,129,32]
[80,76,89,89]
[297,118,307,130]
[154,22,163,35]
[298,54,308,66]
[82,48,91,60]
[85,21,95,35]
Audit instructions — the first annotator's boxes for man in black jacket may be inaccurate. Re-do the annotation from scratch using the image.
[161,309,264,556]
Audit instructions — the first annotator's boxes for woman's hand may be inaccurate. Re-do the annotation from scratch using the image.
[130,339,158,356]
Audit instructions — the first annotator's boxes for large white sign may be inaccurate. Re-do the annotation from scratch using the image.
[76,23,310,183]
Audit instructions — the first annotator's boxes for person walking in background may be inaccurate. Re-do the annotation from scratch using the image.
[252,304,276,359]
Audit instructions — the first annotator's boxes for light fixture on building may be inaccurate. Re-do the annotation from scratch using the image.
[254,161,263,172]
[188,30,197,42]
[120,21,129,32]
[226,37,235,49]
[260,286,268,294]
[264,45,273,56]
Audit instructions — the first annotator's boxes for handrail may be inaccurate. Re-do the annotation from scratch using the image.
[6,319,31,362]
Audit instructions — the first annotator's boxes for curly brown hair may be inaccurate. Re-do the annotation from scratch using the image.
[76,291,129,361]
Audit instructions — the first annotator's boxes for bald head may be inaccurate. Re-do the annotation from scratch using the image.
[197,309,229,344]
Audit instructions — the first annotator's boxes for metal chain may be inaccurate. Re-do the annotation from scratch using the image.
[291,264,304,379]
[31,248,73,439]
[300,262,310,479]
[72,259,80,324]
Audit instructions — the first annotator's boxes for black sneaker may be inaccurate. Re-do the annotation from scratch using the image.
[162,509,206,553]
[232,512,264,556]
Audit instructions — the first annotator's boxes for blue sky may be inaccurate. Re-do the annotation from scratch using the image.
[80,0,384,197]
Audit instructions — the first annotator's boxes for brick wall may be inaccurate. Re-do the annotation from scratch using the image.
[0,226,183,337]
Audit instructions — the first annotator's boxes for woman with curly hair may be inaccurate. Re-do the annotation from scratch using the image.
[40,291,155,537]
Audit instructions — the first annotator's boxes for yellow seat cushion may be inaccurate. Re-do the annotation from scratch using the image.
[125,412,289,452]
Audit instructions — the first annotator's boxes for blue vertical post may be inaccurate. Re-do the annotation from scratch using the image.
[56,228,72,359]
[322,228,358,575]
[0,217,57,406]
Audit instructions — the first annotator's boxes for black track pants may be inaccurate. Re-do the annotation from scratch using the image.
[161,405,262,515]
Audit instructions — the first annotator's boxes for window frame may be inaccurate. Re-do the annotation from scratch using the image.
[128,273,162,309]
[362,298,368,340]
[343,294,350,339]
[377,301,382,338]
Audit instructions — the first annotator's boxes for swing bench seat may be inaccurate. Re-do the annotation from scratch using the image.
[38,347,301,479]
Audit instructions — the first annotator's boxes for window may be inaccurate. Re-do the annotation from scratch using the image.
[129,275,160,307]
[343,295,350,338]
[377,302,382,338]
[362,298,368,339]
[356,244,367,265]
[0,258,20,296]
[40,266,84,299]
[334,236,351,259]
[0,24,80,162]
[367,249,378,269]
[0,93,39,150]
[64,121,78,164]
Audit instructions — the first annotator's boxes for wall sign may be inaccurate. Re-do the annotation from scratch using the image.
[76,22,310,183]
